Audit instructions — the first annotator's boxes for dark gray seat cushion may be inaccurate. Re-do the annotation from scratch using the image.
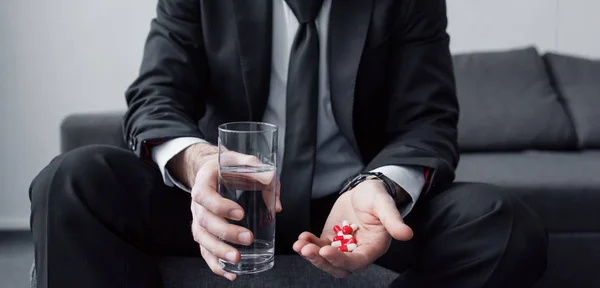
[32,256,399,288]
[159,256,398,287]
[544,53,600,149]
[453,47,576,152]
[455,151,600,231]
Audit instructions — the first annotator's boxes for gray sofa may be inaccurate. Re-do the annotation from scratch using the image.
[34,47,600,287]
[451,47,600,288]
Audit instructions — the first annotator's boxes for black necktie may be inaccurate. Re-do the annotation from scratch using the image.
[277,0,323,254]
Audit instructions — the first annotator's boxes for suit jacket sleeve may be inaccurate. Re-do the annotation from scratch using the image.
[123,0,208,160]
[365,0,459,193]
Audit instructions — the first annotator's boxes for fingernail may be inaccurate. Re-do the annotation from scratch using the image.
[224,272,236,281]
[225,251,237,262]
[238,232,252,244]
[229,209,243,220]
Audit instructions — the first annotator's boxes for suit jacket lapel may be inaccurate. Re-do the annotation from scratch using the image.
[329,0,373,155]
[232,0,272,121]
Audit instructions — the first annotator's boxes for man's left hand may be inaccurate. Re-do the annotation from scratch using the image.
[292,180,414,278]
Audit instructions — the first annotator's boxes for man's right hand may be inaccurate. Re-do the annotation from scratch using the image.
[168,143,281,281]
[190,157,252,281]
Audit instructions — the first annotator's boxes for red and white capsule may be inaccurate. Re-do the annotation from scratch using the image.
[331,238,351,248]
[338,243,358,252]
[333,225,342,234]
[333,235,353,241]
[341,226,353,234]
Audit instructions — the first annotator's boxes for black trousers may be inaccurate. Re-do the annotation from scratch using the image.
[30,145,548,288]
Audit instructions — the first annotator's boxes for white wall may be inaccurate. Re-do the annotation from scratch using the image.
[555,0,600,58]
[0,0,155,229]
[448,0,559,54]
[448,0,600,58]
[1,0,599,229]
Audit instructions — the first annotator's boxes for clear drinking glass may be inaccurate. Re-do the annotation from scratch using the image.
[217,122,278,274]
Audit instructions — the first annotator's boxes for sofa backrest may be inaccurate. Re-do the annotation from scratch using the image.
[60,48,599,155]
[453,46,599,152]
[60,112,127,153]
[544,53,600,149]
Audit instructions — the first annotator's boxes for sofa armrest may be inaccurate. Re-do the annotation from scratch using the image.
[60,112,127,153]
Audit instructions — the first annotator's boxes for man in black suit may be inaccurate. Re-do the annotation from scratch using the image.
[29,0,548,287]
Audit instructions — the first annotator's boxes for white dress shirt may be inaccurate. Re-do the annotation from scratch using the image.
[152,0,425,217]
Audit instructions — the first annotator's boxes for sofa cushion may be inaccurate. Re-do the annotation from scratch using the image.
[544,53,600,149]
[31,256,399,288]
[453,47,576,152]
[158,256,399,287]
[455,151,600,232]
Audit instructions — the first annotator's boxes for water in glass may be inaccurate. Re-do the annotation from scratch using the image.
[218,164,277,274]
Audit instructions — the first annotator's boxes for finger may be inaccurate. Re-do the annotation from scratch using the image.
[298,232,330,247]
[276,196,282,212]
[192,160,244,220]
[276,181,282,212]
[192,224,241,265]
[219,152,276,189]
[261,185,277,215]
[375,194,414,241]
[200,246,237,281]
[196,205,254,246]
[221,169,275,191]
[320,245,372,272]
[300,243,349,278]
[219,151,263,167]
[293,239,310,256]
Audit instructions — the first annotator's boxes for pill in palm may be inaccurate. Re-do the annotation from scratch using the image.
[333,225,342,234]
[338,243,357,252]
[342,225,353,234]
[333,235,353,241]
[331,221,360,252]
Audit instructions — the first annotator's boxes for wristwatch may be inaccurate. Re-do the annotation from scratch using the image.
[339,172,410,206]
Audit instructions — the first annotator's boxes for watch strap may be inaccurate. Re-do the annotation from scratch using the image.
[339,172,399,203]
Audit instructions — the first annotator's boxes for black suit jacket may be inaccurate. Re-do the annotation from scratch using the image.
[123,0,459,195]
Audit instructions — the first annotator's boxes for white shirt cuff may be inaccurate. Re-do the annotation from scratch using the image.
[370,165,425,218]
[151,137,208,192]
